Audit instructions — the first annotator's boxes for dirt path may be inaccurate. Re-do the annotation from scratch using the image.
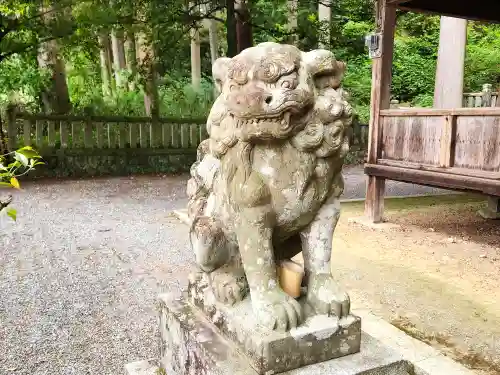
[0,171,483,375]
[328,196,500,375]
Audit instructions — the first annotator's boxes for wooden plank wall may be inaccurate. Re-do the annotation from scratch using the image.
[454,116,500,171]
[381,116,441,165]
[379,110,500,174]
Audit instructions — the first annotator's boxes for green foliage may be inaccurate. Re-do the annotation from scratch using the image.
[0,146,44,221]
[1,0,500,128]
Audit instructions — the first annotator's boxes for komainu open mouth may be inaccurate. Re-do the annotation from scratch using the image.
[233,112,292,129]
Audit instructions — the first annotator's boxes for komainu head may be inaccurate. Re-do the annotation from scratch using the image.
[207,42,352,158]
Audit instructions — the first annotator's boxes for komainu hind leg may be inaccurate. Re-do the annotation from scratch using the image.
[190,216,249,305]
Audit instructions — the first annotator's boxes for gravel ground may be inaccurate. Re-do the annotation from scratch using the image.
[0,166,450,375]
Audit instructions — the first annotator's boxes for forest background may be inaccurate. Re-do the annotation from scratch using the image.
[1,0,499,124]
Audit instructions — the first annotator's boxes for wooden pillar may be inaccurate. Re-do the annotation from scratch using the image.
[364,0,396,223]
[434,16,467,108]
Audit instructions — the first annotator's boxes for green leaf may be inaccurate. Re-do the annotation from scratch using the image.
[17,149,41,159]
[0,182,12,188]
[10,177,20,189]
[8,161,21,169]
[14,152,29,167]
[7,208,17,221]
[18,146,34,151]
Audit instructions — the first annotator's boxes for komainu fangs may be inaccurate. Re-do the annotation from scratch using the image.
[187,42,353,332]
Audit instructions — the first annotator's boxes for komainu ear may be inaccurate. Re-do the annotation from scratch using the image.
[302,49,346,90]
[212,57,232,92]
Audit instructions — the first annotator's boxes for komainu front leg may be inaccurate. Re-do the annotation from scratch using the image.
[190,216,249,305]
[236,207,302,332]
[209,262,248,306]
[300,195,350,318]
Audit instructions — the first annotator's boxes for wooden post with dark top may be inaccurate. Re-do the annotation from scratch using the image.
[364,0,396,223]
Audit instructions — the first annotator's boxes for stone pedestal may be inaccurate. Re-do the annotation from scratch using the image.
[184,272,361,374]
[479,196,500,220]
[157,292,413,375]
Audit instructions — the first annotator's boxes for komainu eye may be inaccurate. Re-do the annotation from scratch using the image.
[281,81,291,88]
[229,84,239,92]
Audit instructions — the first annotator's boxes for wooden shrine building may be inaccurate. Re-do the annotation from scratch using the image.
[364,0,500,223]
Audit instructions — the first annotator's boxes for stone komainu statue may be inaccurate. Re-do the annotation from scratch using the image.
[187,42,353,332]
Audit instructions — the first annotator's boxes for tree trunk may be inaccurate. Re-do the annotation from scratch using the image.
[37,39,71,114]
[125,30,137,90]
[37,3,71,114]
[318,0,331,48]
[137,32,159,118]
[207,20,219,65]
[226,0,238,57]
[287,0,298,44]
[111,28,127,89]
[98,33,113,97]
[235,0,253,53]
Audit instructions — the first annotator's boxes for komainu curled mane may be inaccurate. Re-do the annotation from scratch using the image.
[187,42,353,332]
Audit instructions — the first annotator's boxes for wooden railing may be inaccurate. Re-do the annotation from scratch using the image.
[3,112,207,151]
[463,83,497,108]
[366,107,500,196]
[0,111,210,177]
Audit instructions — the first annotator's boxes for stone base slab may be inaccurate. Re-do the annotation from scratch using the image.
[186,273,361,374]
[126,298,476,375]
[156,292,411,375]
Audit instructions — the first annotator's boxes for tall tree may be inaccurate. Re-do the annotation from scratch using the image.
[287,0,298,44]
[111,27,127,88]
[98,33,113,96]
[124,30,137,90]
[36,3,71,114]
[226,0,238,57]
[235,0,253,52]
[190,2,201,90]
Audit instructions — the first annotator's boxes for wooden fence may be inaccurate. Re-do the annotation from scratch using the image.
[1,111,208,177]
[3,112,207,151]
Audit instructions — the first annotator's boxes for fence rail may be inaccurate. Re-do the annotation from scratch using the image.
[3,112,208,152]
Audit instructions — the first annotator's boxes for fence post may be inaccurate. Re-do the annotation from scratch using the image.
[482,83,493,107]
[5,105,17,151]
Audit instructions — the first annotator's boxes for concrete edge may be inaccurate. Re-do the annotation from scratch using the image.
[354,309,476,375]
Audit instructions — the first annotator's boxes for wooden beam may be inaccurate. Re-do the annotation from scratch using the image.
[386,0,411,4]
[397,5,500,24]
[377,159,500,180]
[380,107,500,116]
[365,164,500,196]
[365,0,396,223]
